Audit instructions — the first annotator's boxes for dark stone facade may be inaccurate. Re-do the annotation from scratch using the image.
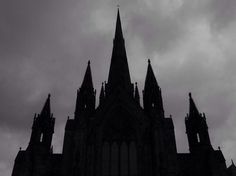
[11,9,235,176]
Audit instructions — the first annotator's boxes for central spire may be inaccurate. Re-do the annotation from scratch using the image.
[107,9,132,95]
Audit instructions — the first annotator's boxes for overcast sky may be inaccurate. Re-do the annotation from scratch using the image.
[1,0,236,175]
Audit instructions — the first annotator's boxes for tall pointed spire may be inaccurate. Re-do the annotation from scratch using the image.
[107,9,132,95]
[189,92,200,117]
[81,60,93,91]
[40,94,51,118]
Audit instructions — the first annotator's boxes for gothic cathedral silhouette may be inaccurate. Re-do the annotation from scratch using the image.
[11,9,236,176]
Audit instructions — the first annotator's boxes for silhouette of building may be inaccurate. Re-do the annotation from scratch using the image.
[11,9,235,176]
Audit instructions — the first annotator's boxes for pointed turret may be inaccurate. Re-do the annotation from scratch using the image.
[185,93,212,153]
[189,93,200,118]
[144,59,159,91]
[27,94,55,153]
[81,61,93,91]
[143,60,164,116]
[99,82,105,105]
[107,9,132,96]
[40,94,51,118]
[134,82,140,105]
[75,61,95,119]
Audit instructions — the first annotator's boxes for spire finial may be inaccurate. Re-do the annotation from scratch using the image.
[88,60,90,65]
[99,82,105,105]
[48,93,51,98]
[189,92,192,98]
[134,82,140,104]
[148,59,151,64]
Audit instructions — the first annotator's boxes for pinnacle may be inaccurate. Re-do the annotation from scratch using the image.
[144,59,159,91]
[189,93,200,117]
[40,94,51,118]
[134,82,140,104]
[81,61,93,91]
[100,82,105,96]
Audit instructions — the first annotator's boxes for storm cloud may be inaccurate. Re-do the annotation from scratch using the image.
[1,0,236,175]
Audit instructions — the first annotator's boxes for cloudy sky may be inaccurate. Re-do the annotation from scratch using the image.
[1,0,236,175]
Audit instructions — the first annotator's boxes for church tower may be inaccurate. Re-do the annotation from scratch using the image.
[143,59,164,117]
[185,93,212,153]
[75,61,96,122]
[12,95,55,176]
[27,94,55,154]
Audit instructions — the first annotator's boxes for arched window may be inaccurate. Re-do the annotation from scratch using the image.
[101,141,137,176]
[111,142,119,176]
[130,142,138,176]
[144,145,149,175]
[40,133,43,142]
[102,142,110,176]
[121,142,128,176]
[197,133,200,143]
[87,145,94,176]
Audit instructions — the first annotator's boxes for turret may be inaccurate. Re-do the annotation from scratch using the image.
[27,94,55,154]
[134,82,140,105]
[75,61,96,120]
[185,93,212,153]
[99,82,105,105]
[143,59,164,116]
